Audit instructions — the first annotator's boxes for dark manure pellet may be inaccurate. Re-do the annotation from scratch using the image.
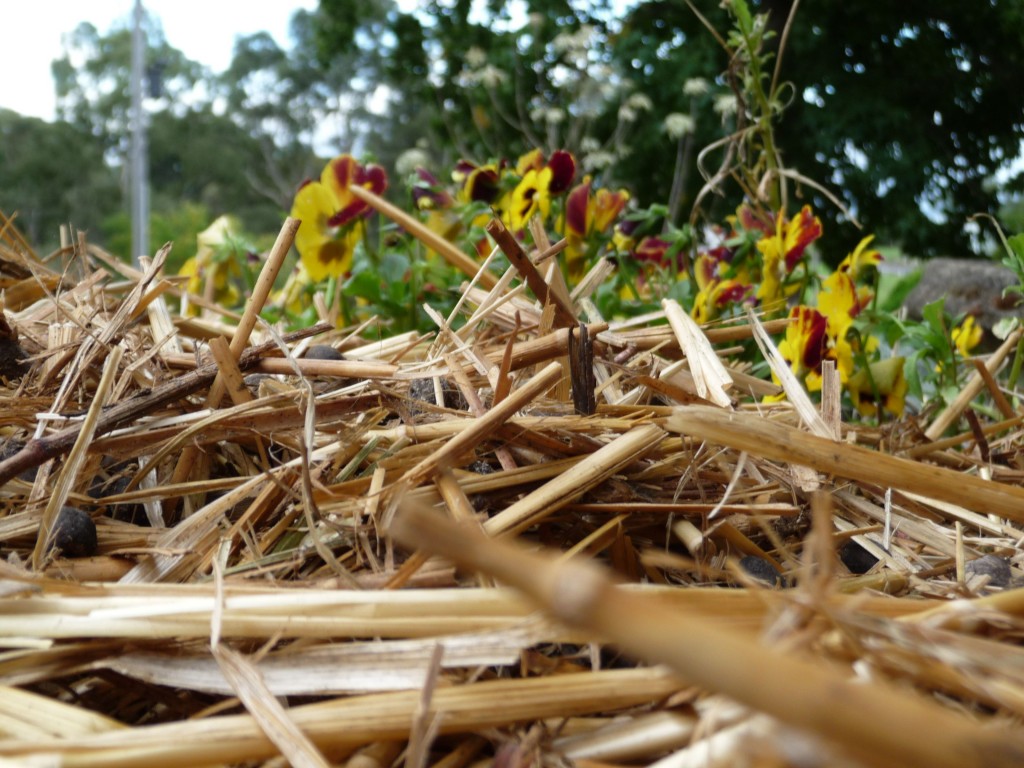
[965,554,1011,588]
[738,555,786,587]
[839,539,879,575]
[50,506,98,558]
[0,336,29,379]
[408,377,468,412]
[303,344,344,361]
[0,439,37,482]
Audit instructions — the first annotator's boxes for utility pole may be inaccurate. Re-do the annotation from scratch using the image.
[130,0,149,266]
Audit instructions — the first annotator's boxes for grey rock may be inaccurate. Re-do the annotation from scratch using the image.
[904,257,1022,330]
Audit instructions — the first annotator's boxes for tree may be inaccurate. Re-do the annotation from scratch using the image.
[750,0,1024,255]
[311,0,445,173]
[218,13,343,205]
[147,107,286,234]
[314,0,1024,256]
[313,0,660,181]
[0,109,119,250]
[46,10,313,249]
[52,16,208,154]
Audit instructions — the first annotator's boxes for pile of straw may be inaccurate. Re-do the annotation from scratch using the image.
[1,203,1024,768]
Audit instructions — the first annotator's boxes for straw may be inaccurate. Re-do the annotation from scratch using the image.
[390,503,1024,768]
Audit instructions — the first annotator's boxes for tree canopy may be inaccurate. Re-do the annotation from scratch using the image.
[20,10,327,256]
[316,0,1024,256]
[0,109,118,248]
[2,1,1022,259]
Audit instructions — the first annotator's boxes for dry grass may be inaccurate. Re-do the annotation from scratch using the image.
[2,207,1024,767]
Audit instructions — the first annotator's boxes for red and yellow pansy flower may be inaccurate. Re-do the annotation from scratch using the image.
[290,154,388,281]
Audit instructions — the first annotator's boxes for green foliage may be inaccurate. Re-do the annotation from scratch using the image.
[0,109,119,251]
[768,0,1024,257]
[314,0,1024,256]
[52,18,208,153]
[5,9,320,255]
[344,241,460,336]
[147,108,286,234]
[1000,233,1024,300]
[103,201,211,273]
[859,294,980,411]
[874,268,921,314]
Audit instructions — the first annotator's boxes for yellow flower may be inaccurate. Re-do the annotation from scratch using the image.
[504,150,577,231]
[936,315,983,374]
[289,154,388,281]
[453,160,500,205]
[692,278,751,324]
[848,356,907,417]
[778,306,828,386]
[838,234,883,281]
[952,315,982,358]
[593,187,629,232]
[755,205,822,304]
[272,262,314,316]
[818,271,859,337]
[516,148,544,175]
[561,177,629,278]
[507,165,554,231]
[177,215,244,314]
[773,303,857,393]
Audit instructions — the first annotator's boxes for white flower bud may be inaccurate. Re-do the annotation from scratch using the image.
[664,112,696,139]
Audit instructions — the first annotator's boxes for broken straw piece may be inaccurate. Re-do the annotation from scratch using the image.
[661,299,733,407]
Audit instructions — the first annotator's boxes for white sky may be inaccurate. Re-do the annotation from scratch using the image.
[1,1,317,121]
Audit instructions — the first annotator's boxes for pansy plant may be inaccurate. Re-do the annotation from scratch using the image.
[290,154,388,282]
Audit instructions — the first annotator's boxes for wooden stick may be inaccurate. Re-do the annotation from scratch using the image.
[208,336,254,407]
[229,218,301,375]
[390,504,1024,768]
[662,299,732,407]
[972,356,1016,419]
[904,413,1024,459]
[349,185,498,289]
[667,405,1024,523]
[162,353,399,380]
[486,219,577,328]
[92,393,381,461]
[169,218,299,494]
[599,318,791,349]
[483,323,608,372]
[0,668,678,767]
[32,346,123,569]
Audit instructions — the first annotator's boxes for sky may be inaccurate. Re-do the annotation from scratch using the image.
[1,0,317,121]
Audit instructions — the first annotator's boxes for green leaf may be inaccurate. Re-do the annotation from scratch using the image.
[939,384,961,405]
[379,251,411,284]
[993,317,1020,341]
[346,270,382,303]
[920,297,947,335]
[1008,233,1024,264]
[726,0,754,33]
[875,268,922,313]
[905,353,924,400]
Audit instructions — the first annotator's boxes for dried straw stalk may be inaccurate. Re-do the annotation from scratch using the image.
[668,404,1024,522]
[350,186,499,289]
[390,504,1024,768]
[0,668,679,767]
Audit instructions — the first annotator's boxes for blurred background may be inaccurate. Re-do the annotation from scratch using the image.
[2,0,1023,267]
